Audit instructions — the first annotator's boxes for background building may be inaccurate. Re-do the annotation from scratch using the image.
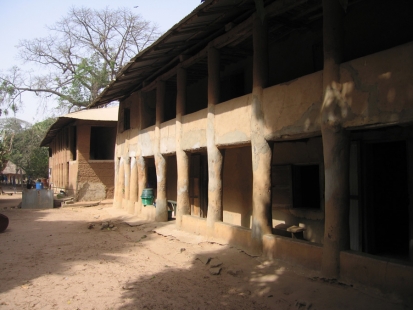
[40,106,118,201]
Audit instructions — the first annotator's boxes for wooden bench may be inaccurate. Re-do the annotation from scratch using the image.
[167,200,177,217]
[272,223,306,240]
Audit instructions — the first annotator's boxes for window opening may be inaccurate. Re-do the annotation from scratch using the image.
[272,164,320,210]
[124,108,130,131]
[89,126,116,160]
[292,165,320,209]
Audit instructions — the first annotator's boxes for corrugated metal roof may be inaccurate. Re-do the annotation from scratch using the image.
[40,106,118,147]
[89,0,344,108]
[89,0,265,107]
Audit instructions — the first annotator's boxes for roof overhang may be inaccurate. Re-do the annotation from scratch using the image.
[40,106,118,147]
[90,0,357,108]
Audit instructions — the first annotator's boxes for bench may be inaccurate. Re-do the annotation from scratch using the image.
[167,200,177,217]
[272,223,306,240]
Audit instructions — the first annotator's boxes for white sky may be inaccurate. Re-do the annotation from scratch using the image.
[0,0,201,124]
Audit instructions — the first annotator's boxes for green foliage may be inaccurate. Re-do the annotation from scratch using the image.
[0,135,13,169]
[9,118,55,179]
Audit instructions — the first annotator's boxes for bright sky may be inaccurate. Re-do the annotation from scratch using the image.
[0,0,200,124]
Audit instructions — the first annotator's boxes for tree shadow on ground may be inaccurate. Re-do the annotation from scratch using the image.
[116,232,409,310]
[0,206,153,296]
[0,206,409,310]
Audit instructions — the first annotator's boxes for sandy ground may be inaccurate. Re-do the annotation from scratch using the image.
[0,188,410,310]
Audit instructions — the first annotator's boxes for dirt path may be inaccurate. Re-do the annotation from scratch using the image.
[0,194,409,310]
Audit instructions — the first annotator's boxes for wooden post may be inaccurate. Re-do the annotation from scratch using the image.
[321,0,350,279]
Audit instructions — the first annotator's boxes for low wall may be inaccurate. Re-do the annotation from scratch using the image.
[214,222,255,253]
[181,215,207,236]
[22,189,54,209]
[180,216,259,254]
[340,251,413,305]
[263,234,323,270]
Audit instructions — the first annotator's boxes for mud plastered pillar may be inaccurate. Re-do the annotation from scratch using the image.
[175,67,190,226]
[113,157,120,208]
[251,13,273,249]
[137,155,147,215]
[129,156,139,214]
[321,0,350,279]
[123,157,131,210]
[206,45,224,229]
[155,80,168,222]
[407,134,413,261]
[117,157,125,209]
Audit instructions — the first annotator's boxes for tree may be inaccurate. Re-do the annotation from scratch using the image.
[0,118,29,169]
[9,118,56,179]
[0,7,159,115]
[0,133,14,170]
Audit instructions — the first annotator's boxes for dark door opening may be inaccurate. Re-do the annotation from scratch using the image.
[189,153,208,218]
[363,141,409,258]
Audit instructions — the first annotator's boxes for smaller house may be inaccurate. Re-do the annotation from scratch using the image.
[40,106,118,201]
[1,161,25,185]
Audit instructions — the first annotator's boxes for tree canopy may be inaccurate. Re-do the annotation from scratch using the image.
[0,118,30,170]
[0,7,159,115]
[9,118,56,179]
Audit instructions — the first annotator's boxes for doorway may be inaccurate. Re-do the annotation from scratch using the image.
[363,140,409,258]
[189,153,208,218]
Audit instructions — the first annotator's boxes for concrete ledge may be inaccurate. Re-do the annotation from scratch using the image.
[263,234,322,270]
[180,217,259,254]
[340,251,413,304]
[214,221,254,252]
[181,215,207,235]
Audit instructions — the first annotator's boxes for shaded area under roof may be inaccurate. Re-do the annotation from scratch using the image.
[90,0,330,107]
[40,106,118,147]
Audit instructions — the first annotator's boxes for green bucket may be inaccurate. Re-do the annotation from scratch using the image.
[141,188,154,206]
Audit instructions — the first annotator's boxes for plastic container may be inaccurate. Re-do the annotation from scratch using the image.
[35,182,43,190]
[141,188,154,206]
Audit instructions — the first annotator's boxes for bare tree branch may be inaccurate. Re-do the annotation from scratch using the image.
[0,6,159,115]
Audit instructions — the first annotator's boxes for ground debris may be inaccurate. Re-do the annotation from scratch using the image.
[197,255,211,265]
[295,300,312,309]
[227,268,243,277]
[209,258,222,268]
[209,267,222,275]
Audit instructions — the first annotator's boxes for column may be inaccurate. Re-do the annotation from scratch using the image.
[250,13,273,247]
[408,134,413,262]
[137,155,147,215]
[117,157,125,209]
[175,67,190,226]
[123,157,131,210]
[321,0,350,279]
[206,45,224,229]
[113,157,120,208]
[129,156,139,214]
[155,80,168,222]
